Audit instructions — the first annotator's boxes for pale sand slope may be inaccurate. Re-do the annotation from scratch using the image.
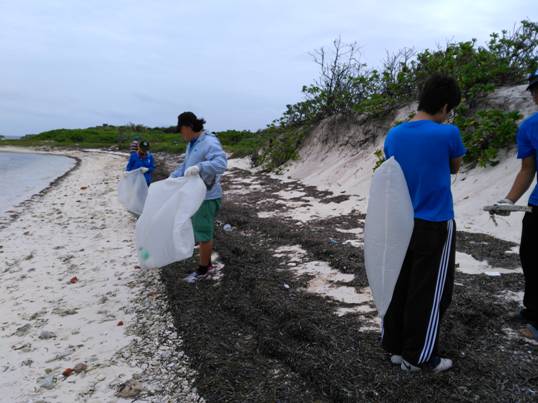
[0,149,199,402]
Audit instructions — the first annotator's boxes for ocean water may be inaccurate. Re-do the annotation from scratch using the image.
[0,151,76,215]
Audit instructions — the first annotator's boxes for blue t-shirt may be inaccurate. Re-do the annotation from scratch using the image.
[126,152,155,185]
[384,120,466,222]
[516,112,538,206]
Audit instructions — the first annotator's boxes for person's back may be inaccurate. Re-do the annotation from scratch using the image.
[385,120,464,222]
[381,74,465,373]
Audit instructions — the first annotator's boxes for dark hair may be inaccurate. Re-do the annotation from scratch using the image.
[139,140,150,151]
[177,112,206,132]
[418,74,461,115]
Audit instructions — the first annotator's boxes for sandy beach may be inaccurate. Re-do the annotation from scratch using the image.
[0,148,200,402]
[1,147,536,402]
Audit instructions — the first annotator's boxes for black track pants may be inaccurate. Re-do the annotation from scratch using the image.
[382,219,456,366]
[520,210,538,326]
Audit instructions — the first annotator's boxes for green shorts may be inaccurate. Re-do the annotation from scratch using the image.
[191,199,221,242]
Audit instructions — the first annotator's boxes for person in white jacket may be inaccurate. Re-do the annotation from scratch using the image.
[170,112,227,282]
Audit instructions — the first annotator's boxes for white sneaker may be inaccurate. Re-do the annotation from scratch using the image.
[390,355,403,365]
[401,359,421,372]
[431,357,453,373]
[401,357,453,373]
[183,272,199,284]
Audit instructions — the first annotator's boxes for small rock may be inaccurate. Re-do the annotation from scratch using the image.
[62,368,74,377]
[116,379,143,398]
[73,363,88,373]
[117,321,124,326]
[14,323,32,337]
[39,330,56,340]
[52,307,79,316]
[69,276,78,284]
[21,359,33,367]
[12,343,32,351]
[38,375,57,390]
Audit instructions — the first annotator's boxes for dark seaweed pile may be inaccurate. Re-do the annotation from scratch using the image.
[158,165,537,402]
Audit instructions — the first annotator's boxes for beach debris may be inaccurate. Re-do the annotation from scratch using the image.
[52,307,79,316]
[38,330,57,340]
[329,238,338,245]
[69,276,78,284]
[14,323,32,337]
[38,374,57,390]
[21,359,33,367]
[116,379,143,398]
[223,223,232,232]
[12,342,32,351]
[80,186,88,190]
[62,368,74,378]
[73,363,88,373]
[520,324,538,341]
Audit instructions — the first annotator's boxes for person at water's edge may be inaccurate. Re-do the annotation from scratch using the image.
[381,74,465,372]
[492,70,538,338]
[170,112,227,282]
[126,140,155,185]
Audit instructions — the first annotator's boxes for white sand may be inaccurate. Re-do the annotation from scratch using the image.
[273,245,378,329]
[0,148,197,402]
[456,252,522,276]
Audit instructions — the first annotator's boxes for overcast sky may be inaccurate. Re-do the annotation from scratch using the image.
[0,1,536,136]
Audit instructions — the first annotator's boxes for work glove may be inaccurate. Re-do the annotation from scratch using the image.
[492,198,514,216]
[185,166,200,177]
[140,167,149,173]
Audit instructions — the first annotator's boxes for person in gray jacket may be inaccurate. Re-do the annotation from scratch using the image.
[170,112,227,282]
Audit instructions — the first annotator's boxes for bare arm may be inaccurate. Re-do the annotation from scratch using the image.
[506,156,536,203]
[450,157,462,174]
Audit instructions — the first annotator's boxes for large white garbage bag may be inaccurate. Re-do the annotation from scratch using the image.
[135,176,207,269]
[364,157,414,319]
[118,168,148,215]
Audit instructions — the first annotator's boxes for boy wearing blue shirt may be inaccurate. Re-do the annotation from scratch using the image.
[170,112,227,282]
[126,140,155,185]
[382,74,466,373]
[494,70,538,336]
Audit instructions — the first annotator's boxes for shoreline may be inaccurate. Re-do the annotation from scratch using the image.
[0,147,81,230]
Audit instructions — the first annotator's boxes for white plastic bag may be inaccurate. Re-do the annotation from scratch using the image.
[118,168,148,215]
[364,157,414,319]
[135,176,207,269]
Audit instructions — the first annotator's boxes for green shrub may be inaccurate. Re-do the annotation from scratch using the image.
[455,109,522,167]
[258,20,537,169]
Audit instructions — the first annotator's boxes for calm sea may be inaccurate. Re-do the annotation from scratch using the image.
[0,151,76,215]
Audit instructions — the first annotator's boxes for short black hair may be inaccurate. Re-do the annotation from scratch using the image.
[177,111,206,132]
[418,74,461,115]
[139,140,150,150]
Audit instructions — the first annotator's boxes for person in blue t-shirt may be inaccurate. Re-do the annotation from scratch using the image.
[126,140,155,185]
[492,70,538,337]
[381,74,466,373]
